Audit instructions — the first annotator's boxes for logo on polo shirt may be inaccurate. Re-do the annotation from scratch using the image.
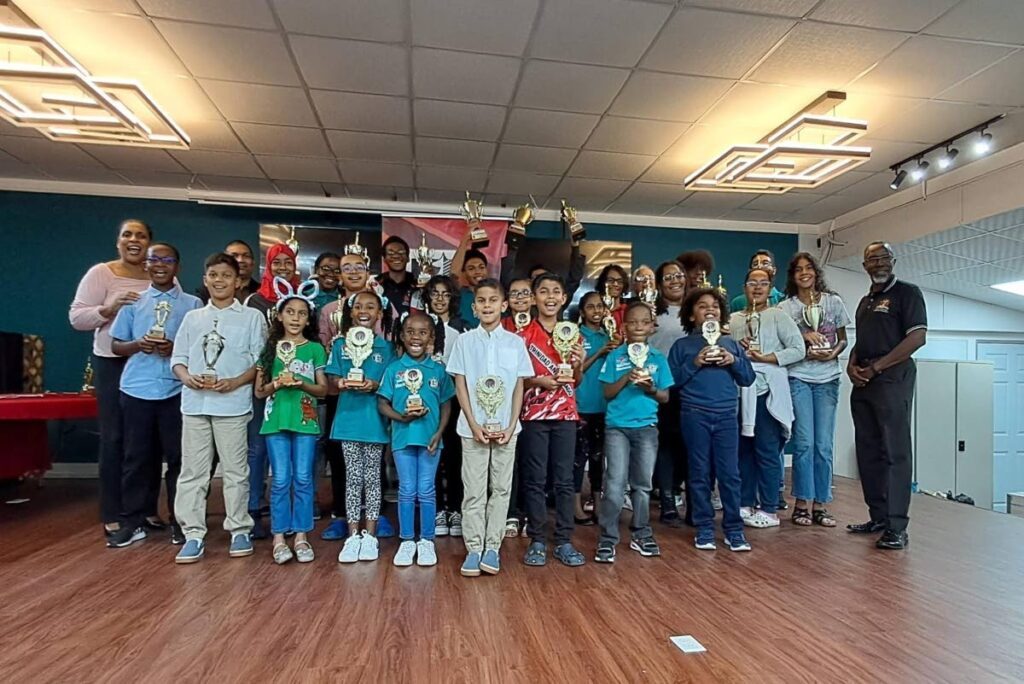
[429,378,439,389]
[873,298,891,314]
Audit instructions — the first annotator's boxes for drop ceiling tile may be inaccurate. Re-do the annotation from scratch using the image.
[606,201,674,216]
[155,20,300,85]
[833,172,892,206]
[639,156,690,183]
[676,191,753,211]
[660,123,768,177]
[257,155,341,182]
[585,117,688,155]
[311,91,410,134]
[609,72,732,122]
[851,36,1014,99]
[938,234,1024,262]
[273,180,346,197]
[617,182,688,205]
[969,208,1024,233]
[38,166,129,184]
[139,0,276,28]
[812,169,873,194]
[993,223,1024,243]
[412,0,540,56]
[412,48,520,105]
[195,175,279,193]
[292,36,409,94]
[568,151,655,180]
[664,204,731,219]
[945,262,1024,286]
[232,124,331,158]
[743,192,828,212]
[201,81,317,127]
[854,138,927,173]
[415,101,507,141]
[346,185,416,202]
[643,8,795,79]
[530,0,671,67]
[786,194,871,223]
[327,131,413,163]
[502,109,600,148]
[171,150,266,178]
[893,248,980,275]
[338,161,415,187]
[906,224,986,248]
[941,51,1024,107]
[416,165,489,192]
[121,170,195,188]
[273,0,406,41]
[145,77,224,123]
[684,0,819,17]
[0,136,100,166]
[698,83,822,128]
[81,147,185,172]
[809,0,960,32]
[484,193,537,210]
[924,0,1024,45]
[719,208,790,222]
[185,119,246,152]
[869,101,1005,145]
[415,139,496,168]
[515,61,630,114]
[416,189,475,204]
[494,144,577,174]
[486,170,562,196]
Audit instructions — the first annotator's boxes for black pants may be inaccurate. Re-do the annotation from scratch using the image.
[93,355,127,524]
[656,391,691,520]
[521,420,577,545]
[323,394,346,517]
[507,437,524,519]
[436,413,463,513]
[851,361,916,533]
[120,393,182,529]
[573,413,605,495]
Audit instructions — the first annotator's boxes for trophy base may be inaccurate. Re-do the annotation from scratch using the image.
[146,330,166,340]
[200,373,218,386]
[416,274,432,287]
[277,371,295,387]
[405,395,423,412]
[747,343,760,352]
[470,228,490,249]
[810,343,832,352]
[506,224,526,250]
[631,370,651,384]
[484,421,502,437]
[345,370,365,386]
[704,347,723,363]
[556,364,574,382]
[570,224,586,242]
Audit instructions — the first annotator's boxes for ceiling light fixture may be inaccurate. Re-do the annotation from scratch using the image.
[937,145,959,169]
[0,25,189,148]
[888,114,1003,191]
[889,168,907,190]
[910,158,930,182]
[683,91,871,194]
[991,280,1024,297]
[974,130,993,155]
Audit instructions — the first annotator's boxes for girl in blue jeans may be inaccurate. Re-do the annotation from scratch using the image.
[255,279,328,564]
[377,312,454,568]
[779,253,850,527]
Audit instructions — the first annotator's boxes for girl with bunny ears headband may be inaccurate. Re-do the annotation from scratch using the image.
[273,276,321,312]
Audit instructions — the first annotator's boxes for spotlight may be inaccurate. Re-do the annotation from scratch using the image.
[890,168,907,190]
[974,130,992,155]
[938,146,959,169]
[910,159,930,182]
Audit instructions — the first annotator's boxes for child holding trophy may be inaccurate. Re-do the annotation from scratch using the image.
[254,278,328,565]
[325,291,395,563]
[668,288,755,552]
[377,312,455,567]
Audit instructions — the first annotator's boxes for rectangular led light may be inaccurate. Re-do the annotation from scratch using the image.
[992,280,1024,297]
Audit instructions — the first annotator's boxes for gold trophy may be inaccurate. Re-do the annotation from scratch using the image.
[200,319,226,385]
[344,326,374,385]
[507,200,534,249]
[461,191,488,248]
[627,342,651,383]
[601,285,618,339]
[698,269,712,289]
[715,275,728,299]
[147,301,172,340]
[82,358,95,394]
[285,225,299,255]
[416,233,435,287]
[403,367,424,412]
[345,231,368,263]
[560,199,586,242]
[803,294,829,350]
[746,311,761,352]
[514,311,531,331]
[702,320,723,363]
[275,340,297,386]
[476,375,505,437]
[552,321,580,382]
[329,293,344,343]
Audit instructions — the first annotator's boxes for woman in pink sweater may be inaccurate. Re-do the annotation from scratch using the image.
[69,219,152,538]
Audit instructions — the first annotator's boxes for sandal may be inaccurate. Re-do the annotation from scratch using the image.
[552,543,586,567]
[273,542,294,565]
[812,509,837,527]
[792,506,813,526]
[294,540,315,563]
[523,541,547,566]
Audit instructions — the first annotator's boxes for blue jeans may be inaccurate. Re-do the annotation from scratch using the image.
[597,426,658,546]
[265,431,317,535]
[739,393,787,514]
[680,408,742,535]
[789,378,839,503]
[394,445,441,540]
[247,398,268,513]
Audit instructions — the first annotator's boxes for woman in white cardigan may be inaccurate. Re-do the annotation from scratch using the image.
[729,267,805,529]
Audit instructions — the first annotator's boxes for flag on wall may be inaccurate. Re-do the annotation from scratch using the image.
[381,216,509,281]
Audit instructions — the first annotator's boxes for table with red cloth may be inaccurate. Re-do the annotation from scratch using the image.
[0,392,97,479]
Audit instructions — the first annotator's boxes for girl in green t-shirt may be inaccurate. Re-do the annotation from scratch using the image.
[255,283,328,565]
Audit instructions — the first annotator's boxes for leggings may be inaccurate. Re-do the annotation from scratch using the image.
[341,440,384,522]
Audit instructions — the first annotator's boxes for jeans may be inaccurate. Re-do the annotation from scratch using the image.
[655,391,689,518]
[520,420,577,545]
[680,407,743,535]
[120,393,182,529]
[739,393,787,514]
[247,397,268,514]
[598,426,658,546]
[573,413,605,495]
[265,431,317,535]
[506,438,524,519]
[790,378,839,503]
[93,355,127,524]
[394,445,441,540]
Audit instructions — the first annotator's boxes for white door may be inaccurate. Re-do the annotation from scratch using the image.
[976,343,1024,511]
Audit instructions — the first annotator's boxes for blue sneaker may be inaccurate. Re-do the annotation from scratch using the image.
[461,551,481,577]
[175,538,204,564]
[321,518,348,541]
[480,549,500,575]
[377,515,395,539]
[695,529,717,551]
[229,533,254,557]
[726,533,752,552]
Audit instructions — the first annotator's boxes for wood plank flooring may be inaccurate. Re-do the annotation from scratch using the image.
[1,477,1023,683]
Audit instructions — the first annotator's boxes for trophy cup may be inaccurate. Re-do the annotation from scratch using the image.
[514,311,531,332]
[640,278,657,308]
[698,269,712,289]
[276,340,297,386]
[285,225,299,255]
[702,320,723,363]
[552,321,580,382]
[345,231,368,263]
[200,319,226,385]
[416,233,435,287]
[403,367,424,412]
[715,275,728,299]
[507,200,534,249]
[344,326,374,386]
[627,342,651,383]
[746,311,761,352]
[476,375,505,437]
[461,192,489,248]
[329,293,344,343]
[82,358,95,394]
[601,285,618,339]
[560,199,586,242]
[803,295,830,351]
[147,301,172,340]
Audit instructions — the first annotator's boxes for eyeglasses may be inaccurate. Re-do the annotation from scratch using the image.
[429,291,452,300]
[318,266,341,275]
[509,289,531,299]
[605,277,625,285]
[864,255,893,265]
[146,256,178,265]
[662,273,685,283]
[745,280,771,288]
[341,264,368,274]
[384,249,408,258]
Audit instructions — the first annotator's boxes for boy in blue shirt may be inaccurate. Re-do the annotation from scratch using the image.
[595,301,673,563]
[108,243,201,548]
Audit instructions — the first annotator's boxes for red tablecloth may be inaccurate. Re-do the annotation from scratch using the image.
[0,392,97,478]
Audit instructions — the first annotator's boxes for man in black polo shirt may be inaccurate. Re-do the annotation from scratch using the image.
[846,241,927,550]
[379,235,415,316]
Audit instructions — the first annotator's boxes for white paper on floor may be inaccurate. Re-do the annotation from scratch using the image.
[670,635,706,654]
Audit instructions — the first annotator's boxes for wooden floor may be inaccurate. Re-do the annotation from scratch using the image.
[1,477,1023,683]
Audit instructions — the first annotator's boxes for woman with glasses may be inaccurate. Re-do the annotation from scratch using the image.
[595,264,630,332]
[311,252,342,312]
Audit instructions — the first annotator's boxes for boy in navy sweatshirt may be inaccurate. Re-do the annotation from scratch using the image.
[668,288,755,552]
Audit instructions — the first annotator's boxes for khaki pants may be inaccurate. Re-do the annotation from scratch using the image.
[176,413,254,541]
[460,435,518,554]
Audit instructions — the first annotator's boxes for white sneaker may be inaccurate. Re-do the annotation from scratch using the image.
[393,540,416,567]
[743,510,781,528]
[711,492,723,511]
[448,512,463,537]
[338,534,361,563]
[674,494,684,509]
[358,530,379,561]
[739,506,755,520]
[416,539,437,567]
[435,511,449,536]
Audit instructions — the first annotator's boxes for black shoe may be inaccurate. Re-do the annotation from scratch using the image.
[875,529,908,550]
[144,516,167,531]
[659,513,686,529]
[776,497,789,511]
[846,520,885,534]
[107,526,146,548]
[251,515,269,540]
[171,523,185,545]
[574,515,595,526]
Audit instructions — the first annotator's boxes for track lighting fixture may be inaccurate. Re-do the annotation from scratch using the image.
[974,130,992,155]
[910,159,930,182]
[938,146,959,169]
[888,114,1003,191]
[889,168,907,190]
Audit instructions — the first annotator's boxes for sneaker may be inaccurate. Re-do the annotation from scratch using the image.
[630,536,661,557]
[321,518,348,541]
[583,497,595,513]
[711,492,723,511]
[174,538,204,564]
[739,506,755,520]
[726,533,752,552]
[394,540,417,567]
[480,548,500,574]
[107,526,146,548]
[594,542,616,564]
[251,515,269,540]
[416,539,437,567]
[338,534,361,563]
[358,530,379,561]
[229,533,254,557]
[376,516,395,539]
[435,511,449,536]
[674,494,684,509]
[448,512,463,537]
[461,551,482,576]
[694,529,717,550]
[743,510,780,529]
[504,518,519,538]
[170,523,185,546]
